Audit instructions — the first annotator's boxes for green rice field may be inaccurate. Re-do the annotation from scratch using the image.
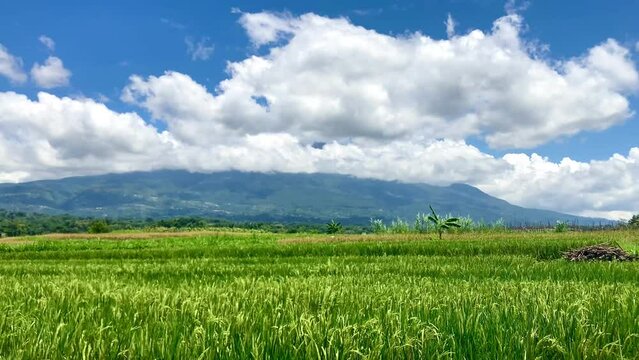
[0,230,638,359]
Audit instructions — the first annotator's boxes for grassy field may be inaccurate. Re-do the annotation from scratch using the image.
[0,230,638,359]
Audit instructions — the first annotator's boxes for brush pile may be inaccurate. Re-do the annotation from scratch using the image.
[563,244,636,262]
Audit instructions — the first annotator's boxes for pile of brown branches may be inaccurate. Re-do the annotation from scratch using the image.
[563,244,637,262]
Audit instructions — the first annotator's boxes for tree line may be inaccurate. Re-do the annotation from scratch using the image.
[0,210,367,237]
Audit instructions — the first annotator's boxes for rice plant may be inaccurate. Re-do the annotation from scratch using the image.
[0,229,637,358]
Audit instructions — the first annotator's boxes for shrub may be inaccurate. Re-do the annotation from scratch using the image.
[88,220,110,234]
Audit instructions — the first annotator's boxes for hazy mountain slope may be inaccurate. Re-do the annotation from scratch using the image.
[0,170,605,225]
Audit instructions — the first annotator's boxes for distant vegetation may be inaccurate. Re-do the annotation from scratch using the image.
[0,209,635,237]
[0,210,364,237]
[87,219,110,234]
[366,209,637,236]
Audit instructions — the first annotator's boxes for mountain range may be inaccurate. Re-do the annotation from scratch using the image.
[0,170,607,225]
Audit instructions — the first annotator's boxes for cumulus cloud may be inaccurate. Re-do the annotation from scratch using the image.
[128,12,638,149]
[1,12,639,219]
[0,91,173,182]
[478,149,639,219]
[0,44,27,84]
[31,56,71,88]
[185,37,214,61]
[38,35,55,51]
[121,72,226,145]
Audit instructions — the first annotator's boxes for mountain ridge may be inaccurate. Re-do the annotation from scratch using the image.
[0,170,608,225]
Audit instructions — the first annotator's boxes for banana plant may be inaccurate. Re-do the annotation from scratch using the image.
[427,205,461,239]
[326,219,343,234]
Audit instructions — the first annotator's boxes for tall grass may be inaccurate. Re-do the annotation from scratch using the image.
[371,216,510,234]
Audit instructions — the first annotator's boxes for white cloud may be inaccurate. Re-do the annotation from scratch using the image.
[121,72,225,145]
[505,0,530,15]
[160,18,186,30]
[445,13,456,38]
[38,35,55,51]
[239,11,297,47]
[185,37,214,61]
[31,56,71,88]
[0,91,173,182]
[128,12,638,150]
[0,44,27,84]
[1,12,639,220]
[352,8,383,16]
[96,93,110,103]
[478,149,639,220]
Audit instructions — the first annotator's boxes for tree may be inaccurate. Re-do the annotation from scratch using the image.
[88,219,110,234]
[326,219,343,234]
[427,205,460,239]
[3,221,28,237]
[629,214,639,228]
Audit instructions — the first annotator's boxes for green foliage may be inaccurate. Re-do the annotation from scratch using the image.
[87,219,110,234]
[554,220,569,233]
[492,218,506,231]
[629,214,639,228]
[414,213,431,233]
[156,217,207,229]
[456,216,475,232]
[389,218,410,234]
[326,219,343,234]
[427,205,461,239]
[0,210,87,236]
[0,231,637,358]
[0,211,372,237]
[370,218,387,234]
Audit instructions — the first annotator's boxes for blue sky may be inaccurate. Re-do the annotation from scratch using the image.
[0,0,638,218]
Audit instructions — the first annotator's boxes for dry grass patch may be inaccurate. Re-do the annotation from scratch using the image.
[1,230,251,244]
